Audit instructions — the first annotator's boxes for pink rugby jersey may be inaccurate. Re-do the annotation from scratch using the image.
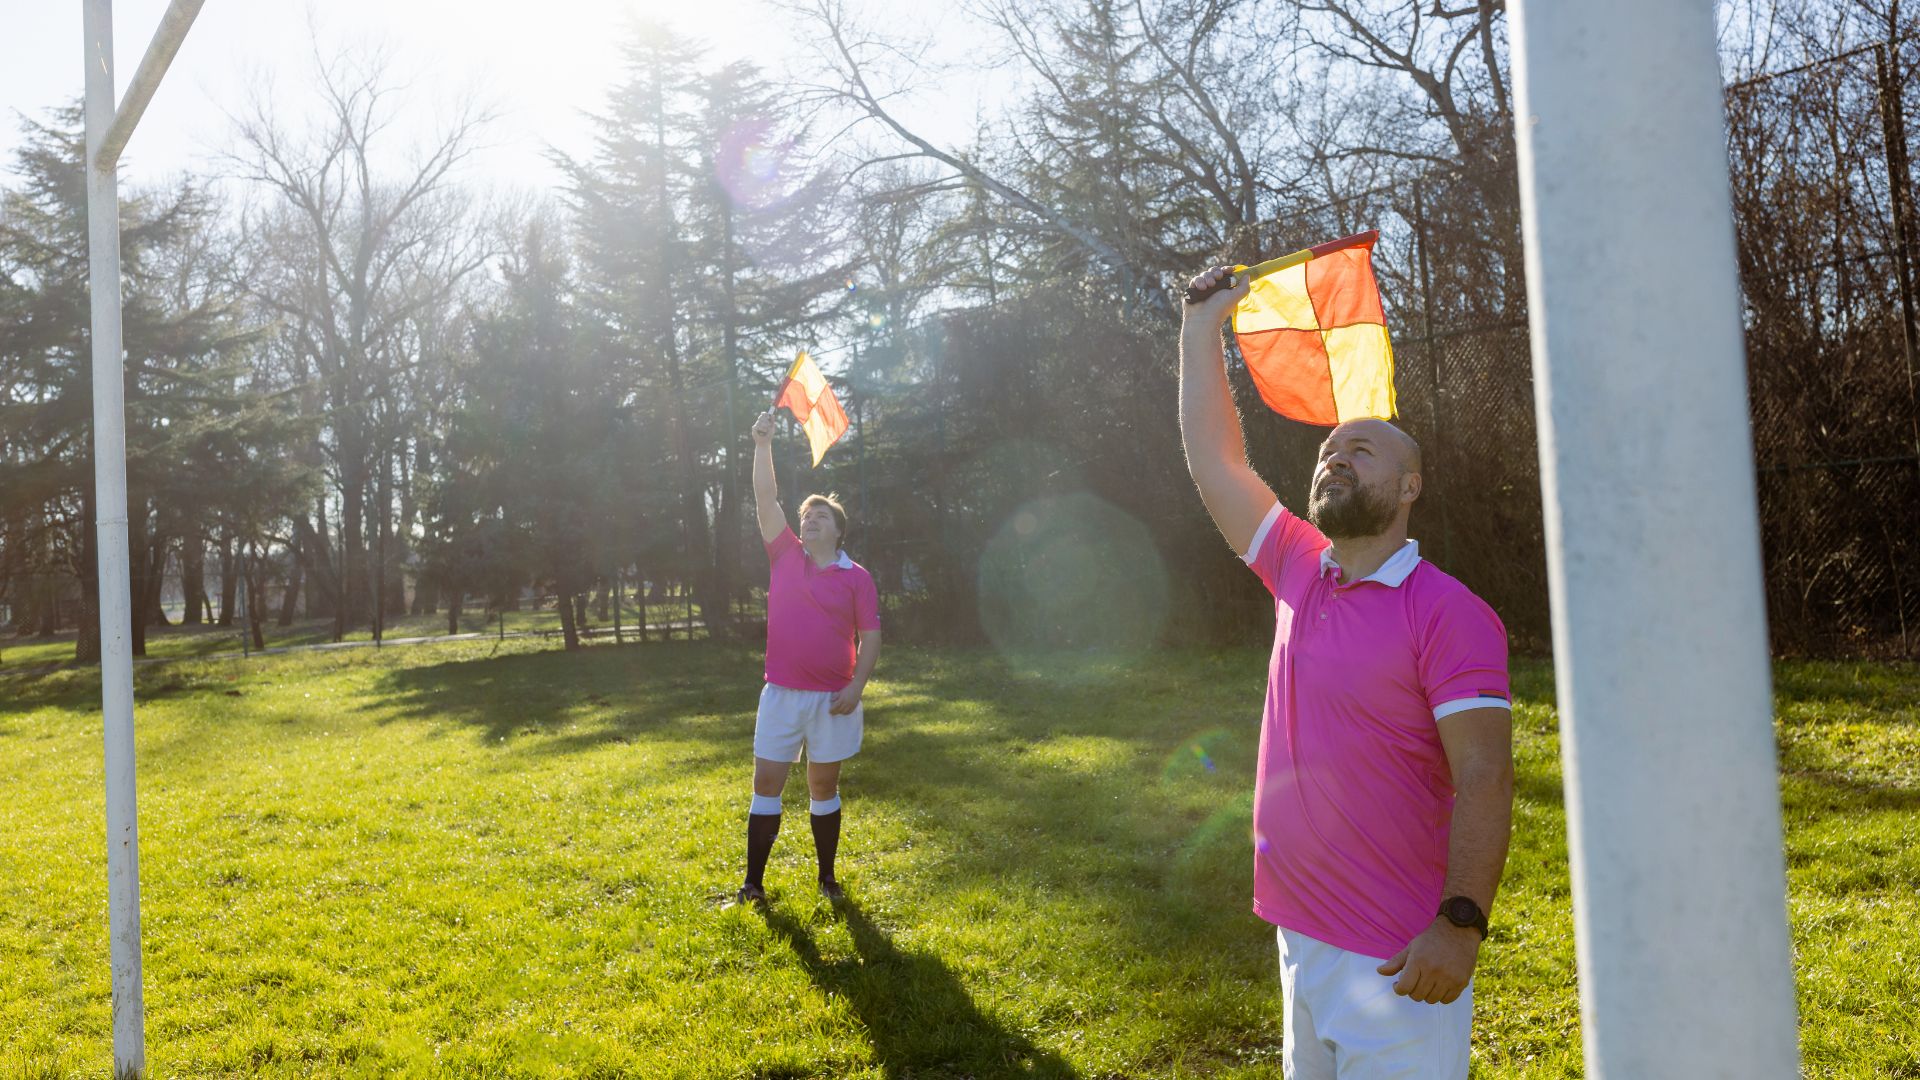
[1242,501,1510,959]
[764,528,881,692]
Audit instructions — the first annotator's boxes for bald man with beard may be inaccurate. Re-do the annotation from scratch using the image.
[1179,265,1516,1079]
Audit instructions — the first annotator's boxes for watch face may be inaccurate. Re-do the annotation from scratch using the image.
[1445,897,1482,925]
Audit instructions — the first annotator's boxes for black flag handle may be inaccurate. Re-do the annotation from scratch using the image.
[1183,266,1240,306]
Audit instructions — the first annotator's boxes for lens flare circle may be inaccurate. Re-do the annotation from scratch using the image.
[715,117,798,212]
[1162,728,1235,785]
[976,493,1170,659]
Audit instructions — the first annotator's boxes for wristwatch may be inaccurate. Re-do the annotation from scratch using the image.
[1437,896,1489,939]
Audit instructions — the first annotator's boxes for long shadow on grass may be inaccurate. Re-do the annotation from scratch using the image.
[1782,770,1920,813]
[361,643,763,751]
[0,665,223,718]
[368,646,1280,973]
[361,645,1529,1011]
[763,901,1078,1079]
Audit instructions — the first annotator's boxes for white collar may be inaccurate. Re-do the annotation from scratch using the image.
[1319,539,1421,588]
[808,548,854,570]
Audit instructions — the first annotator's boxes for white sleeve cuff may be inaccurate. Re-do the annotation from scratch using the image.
[1433,696,1513,721]
[1240,501,1283,564]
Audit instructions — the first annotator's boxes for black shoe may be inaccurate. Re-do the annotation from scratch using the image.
[818,877,846,901]
[734,882,767,906]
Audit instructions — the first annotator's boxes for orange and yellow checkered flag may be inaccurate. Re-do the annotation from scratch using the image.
[1228,231,1396,427]
[773,351,849,466]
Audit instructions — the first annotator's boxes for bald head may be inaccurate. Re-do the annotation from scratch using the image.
[1326,419,1423,476]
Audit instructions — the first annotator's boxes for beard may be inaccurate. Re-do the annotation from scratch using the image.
[1307,478,1399,539]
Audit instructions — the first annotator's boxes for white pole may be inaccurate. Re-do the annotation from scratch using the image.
[1507,2,1800,1077]
[98,0,208,170]
[82,0,147,1074]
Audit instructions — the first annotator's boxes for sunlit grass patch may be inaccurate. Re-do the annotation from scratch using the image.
[1,647,1913,1076]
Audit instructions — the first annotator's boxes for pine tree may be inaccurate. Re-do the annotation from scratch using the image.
[0,107,313,659]
[562,23,724,638]
[435,217,609,650]
[688,58,856,625]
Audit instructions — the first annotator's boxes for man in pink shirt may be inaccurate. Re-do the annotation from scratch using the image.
[1179,265,1514,1078]
[735,410,882,906]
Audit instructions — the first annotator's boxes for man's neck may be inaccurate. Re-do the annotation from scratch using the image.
[802,538,840,567]
[1324,528,1409,584]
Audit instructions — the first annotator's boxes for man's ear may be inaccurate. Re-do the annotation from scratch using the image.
[1401,471,1422,504]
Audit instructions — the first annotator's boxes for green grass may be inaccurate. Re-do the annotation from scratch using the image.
[1772,663,1920,1077]
[0,596,726,670]
[0,645,1913,1077]
[0,613,507,669]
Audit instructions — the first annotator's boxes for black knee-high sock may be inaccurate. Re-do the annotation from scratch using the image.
[745,813,781,888]
[811,809,842,882]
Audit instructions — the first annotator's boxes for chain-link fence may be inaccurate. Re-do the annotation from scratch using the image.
[1729,36,1920,658]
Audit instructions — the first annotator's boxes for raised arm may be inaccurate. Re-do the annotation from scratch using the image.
[1180,266,1278,555]
[751,410,786,544]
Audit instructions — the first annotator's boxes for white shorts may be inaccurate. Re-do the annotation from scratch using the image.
[1276,926,1472,1080]
[752,683,864,764]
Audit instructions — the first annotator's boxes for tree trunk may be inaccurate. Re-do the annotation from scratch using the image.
[216,532,237,626]
[126,498,151,657]
[75,488,101,664]
[712,191,743,639]
[153,548,170,628]
[395,440,420,617]
[635,561,649,643]
[385,555,405,617]
[278,530,302,626]
[447,587,463,636]
[411,438,434,616]
[20,540,61,634]
[181,538,206,625]
[244,542,267,651]
[648,78,723,641]
[338,458,369,640]
[144,536,171,630]
[33,577,61,637]
[557,579,581,650]
[369,471,403,629]
[365,470,382,639]
[296,511,340,619]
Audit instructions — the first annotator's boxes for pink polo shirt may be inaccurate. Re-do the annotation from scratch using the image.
[1242,501,1510,959]
[764,528,881,692]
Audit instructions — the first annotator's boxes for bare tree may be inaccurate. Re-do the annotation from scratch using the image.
[226,46,493,639]
[789,0,1318,301]
[788,0,1134,278]
[1285,0,1512,181]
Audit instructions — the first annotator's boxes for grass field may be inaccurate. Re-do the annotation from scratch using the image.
[0,595,723,671]
[0,613,535,670]
[1,641,1914,1077]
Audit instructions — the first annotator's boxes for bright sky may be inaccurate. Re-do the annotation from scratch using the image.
[0,0,989,195]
